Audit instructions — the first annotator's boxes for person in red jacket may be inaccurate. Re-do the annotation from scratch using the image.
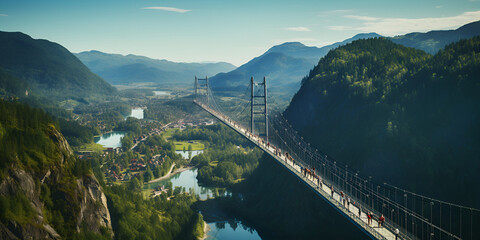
[378,214,385,227]
[367,212,372,225]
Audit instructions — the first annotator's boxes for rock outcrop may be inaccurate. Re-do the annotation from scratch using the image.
[0,126,112,239]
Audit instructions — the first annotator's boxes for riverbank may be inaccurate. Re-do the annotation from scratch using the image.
[199,220,210,240]
[148,163,195,183]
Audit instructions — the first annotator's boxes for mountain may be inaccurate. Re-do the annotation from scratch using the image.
[0,100,112,239]
[0,31,116,101]
[284,37,480,207]
[75,51,236,86]
[391,20,480,54]
[209,33,382,101]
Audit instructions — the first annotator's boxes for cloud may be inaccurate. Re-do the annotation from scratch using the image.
[0,14,7,17]
[435,5,443,9]
[142,7,191,13]
[285,26,311,32]
[344,15,379,21]
[331,11,480,36]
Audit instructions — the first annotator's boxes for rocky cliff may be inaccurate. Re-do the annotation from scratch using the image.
[0,120,112,239]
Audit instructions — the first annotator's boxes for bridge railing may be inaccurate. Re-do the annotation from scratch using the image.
[195,77,480,240]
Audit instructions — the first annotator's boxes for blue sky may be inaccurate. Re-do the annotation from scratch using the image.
[1,0,480,66]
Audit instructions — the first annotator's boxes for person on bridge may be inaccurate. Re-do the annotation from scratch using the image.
[395,228,400,240]
[378,214,385,227]
[367,212,372,225]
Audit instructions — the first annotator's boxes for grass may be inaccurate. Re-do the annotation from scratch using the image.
[163,128,179,140]
[74,142,106,154]
[174,141,204,151]
[164,128,205,151]
[142,189,153,198]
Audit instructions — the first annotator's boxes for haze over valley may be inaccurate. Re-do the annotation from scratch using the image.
[1,1,480,240]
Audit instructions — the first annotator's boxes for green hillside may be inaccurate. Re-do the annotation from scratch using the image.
[284,37,480,207]
[209,33,382,101]
[0,31,116,101]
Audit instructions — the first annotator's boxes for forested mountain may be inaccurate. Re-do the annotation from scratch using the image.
[0,100,112,239]
[75,51,235,86]
[391,20,480,54]
[209,33,381,101]
[284,37,480,207]
[0,31,116,101]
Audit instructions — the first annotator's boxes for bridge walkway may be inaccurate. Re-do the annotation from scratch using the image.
[195,101,398,240]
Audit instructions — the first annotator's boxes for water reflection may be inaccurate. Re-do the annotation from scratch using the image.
[153,91,170,96]
[144,169,229,200]
[206,220,261,240]
[175,150,203,159]
[127,108,144,119]
[94,131,125,148]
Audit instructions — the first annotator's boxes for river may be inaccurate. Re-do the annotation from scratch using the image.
[144,169,261,239]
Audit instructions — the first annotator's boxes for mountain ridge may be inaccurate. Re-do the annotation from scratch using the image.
[283,37,480,207]
[75,51,236,86]
[208,33,382,100]
[0,31,116,101]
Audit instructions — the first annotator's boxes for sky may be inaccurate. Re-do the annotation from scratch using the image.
[1,0,480,66]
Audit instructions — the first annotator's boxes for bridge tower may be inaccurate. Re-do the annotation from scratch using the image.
[250,77,268,141]
[194,76,209,106]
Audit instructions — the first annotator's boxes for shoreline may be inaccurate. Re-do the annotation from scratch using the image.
[199,220,210,240]
[148,163,195,184]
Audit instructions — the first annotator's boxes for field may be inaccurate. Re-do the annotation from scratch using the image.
[74,142,106,154]
[174,141,204,151]
[164,128,205,151]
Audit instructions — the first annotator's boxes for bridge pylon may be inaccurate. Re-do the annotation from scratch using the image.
[194,76,209,105]
[250,77,268,142]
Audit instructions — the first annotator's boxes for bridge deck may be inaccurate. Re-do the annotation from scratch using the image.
[195,101,398,240]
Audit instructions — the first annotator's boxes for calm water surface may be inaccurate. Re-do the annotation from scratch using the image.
[127,108,144,119]
[175,150,204,159]
[206,221,261,240]
[94,131,125,148]
[153,91,170,96]
[145,169,225,200]
[145,169,260,239]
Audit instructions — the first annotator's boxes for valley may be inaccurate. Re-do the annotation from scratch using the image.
[1,12,480,240]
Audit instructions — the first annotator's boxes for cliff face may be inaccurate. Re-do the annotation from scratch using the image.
[0,124,112,239]
[76,175,112,235]
[0,168,61,239]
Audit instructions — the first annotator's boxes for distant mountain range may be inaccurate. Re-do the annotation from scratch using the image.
[391,20,480,54]
[75,51,236,86]
[209,20,480,101]
[208,33,382,100]
[0,31,116,101]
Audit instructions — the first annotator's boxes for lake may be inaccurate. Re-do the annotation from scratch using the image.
[175,150,204,159]
[145,168,226,200]
[94,131,125,148]
[127,108,144,119]
[206,221,261,240]
[153,91,171,96]
[145,168,261,239]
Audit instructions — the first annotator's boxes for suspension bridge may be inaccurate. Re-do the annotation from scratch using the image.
[193,76,479,240]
